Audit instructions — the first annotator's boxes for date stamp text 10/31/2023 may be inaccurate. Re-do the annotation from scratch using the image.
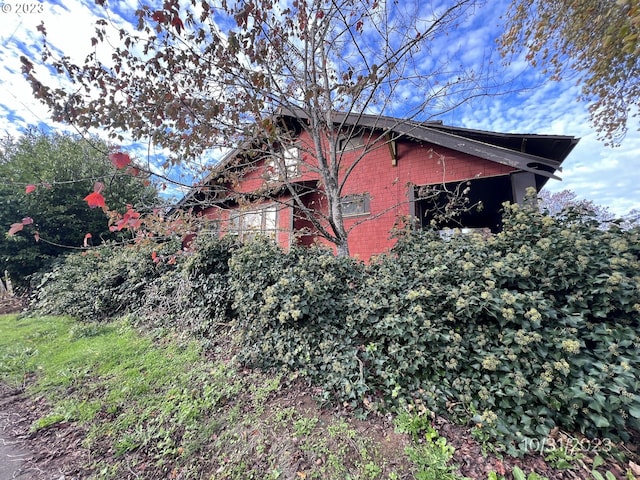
[522,436,613,455]
[1,3,44,14]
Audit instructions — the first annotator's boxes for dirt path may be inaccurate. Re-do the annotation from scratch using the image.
[0,385,89,480]
[0,428,29,480]
[0,389,33,479]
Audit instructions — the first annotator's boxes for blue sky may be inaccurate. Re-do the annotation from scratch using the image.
[1,0,639,215]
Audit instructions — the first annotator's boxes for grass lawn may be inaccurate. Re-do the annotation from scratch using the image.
[0,314,433,479]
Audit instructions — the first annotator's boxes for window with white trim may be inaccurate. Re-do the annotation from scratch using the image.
[282,145,300,177]
[229,206,278,241]
[265,146,300,181]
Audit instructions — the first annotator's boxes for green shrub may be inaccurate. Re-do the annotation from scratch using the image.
[225,204,640,455]
[136,235,239,338]
[229,239,368,401]
[355,203,640,455]
[29,246,107,320]
[30,233,240,343]
[30,241,180,321]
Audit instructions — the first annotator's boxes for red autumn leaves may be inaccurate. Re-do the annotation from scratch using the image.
[82,151,133,210]
[109,151,131,169]
[84,181,107,209]
[21,151,132,210]
[83,152,134,209]
[8,217,34,236]
[110,205,141,232]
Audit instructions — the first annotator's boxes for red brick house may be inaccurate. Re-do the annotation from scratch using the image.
[181,112,578,261]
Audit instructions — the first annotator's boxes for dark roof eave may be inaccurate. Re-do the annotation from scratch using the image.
[175,109,578,209]
[278,108,577,180]
[392,122,565,180]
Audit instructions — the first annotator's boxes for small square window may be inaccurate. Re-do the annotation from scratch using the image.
[339,135,365,152]
[264,146,300,181]
[341,194,370,217]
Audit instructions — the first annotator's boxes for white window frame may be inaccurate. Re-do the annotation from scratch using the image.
[265,145,300,181]
[229,205,278,241]
[282,145,300,177]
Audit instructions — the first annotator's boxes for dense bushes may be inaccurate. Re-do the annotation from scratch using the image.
[136,235,239,338]
[356,204,640,454]
[28,204,640,455]
[229,239,366,399]
[30,241,178,321]
[225,204,640,455]
[30,235,239,340]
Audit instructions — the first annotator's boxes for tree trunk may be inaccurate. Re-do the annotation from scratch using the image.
[324,170,350,257]
[335,237,350,257]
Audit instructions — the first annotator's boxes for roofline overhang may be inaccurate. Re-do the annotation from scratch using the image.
[278,107,578,180]
[175,108,579,210]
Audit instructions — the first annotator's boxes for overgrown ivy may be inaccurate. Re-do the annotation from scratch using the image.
[226,205,640,455]
[229,239,367,399]
[29,240,180,321]
[357,204,640,455]
[29,204,640,456]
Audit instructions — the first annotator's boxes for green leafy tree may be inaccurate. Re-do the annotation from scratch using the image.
[500,0,640,145]
[0,130,158,288]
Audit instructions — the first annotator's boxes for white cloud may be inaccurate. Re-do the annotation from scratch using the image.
[0,0,209,194]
